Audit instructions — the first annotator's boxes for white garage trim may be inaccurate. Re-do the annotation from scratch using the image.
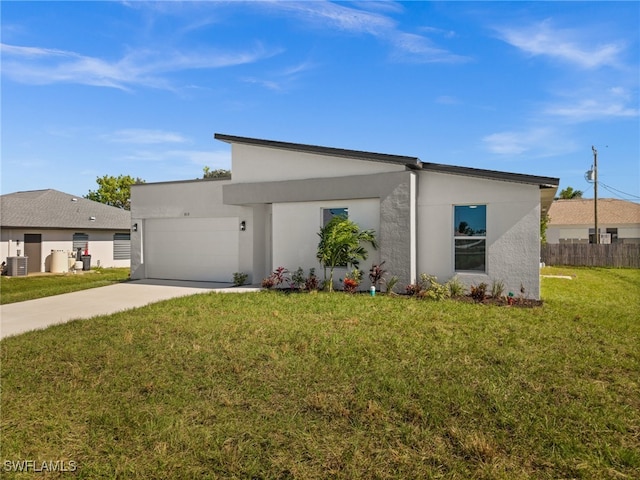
[144,217,239,282]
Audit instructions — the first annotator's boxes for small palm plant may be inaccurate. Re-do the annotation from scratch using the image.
[316,216,377,292]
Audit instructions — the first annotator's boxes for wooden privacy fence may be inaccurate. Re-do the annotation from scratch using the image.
[541,244,640,268]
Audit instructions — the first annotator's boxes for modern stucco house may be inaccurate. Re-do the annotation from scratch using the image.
[1,189,131,274]
[547,198,640,244]
[130,134,559,299]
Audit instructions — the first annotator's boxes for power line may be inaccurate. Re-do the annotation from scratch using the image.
[599,181,640,200]
[583,171,638,200]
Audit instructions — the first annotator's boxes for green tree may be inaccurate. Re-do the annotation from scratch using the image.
[202,166,231,179]
[316,216,378,292]
[558,186,583,199]
[540,213,550,245]
[85,175,145,210]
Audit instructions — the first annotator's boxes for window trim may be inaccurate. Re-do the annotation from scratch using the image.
[453,204,487,273]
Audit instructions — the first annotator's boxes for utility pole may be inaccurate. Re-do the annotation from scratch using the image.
[592,146,599,244]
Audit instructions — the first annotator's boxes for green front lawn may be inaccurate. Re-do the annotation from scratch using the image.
[0,268,130,304]
[1,267,639,479]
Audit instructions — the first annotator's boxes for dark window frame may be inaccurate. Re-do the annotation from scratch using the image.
[113,233,131,260]
[453,205,487,273]
[322,207,348,227]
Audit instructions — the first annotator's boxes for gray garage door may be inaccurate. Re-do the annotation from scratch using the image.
[144,217,239,282]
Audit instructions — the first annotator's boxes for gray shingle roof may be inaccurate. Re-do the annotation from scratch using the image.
[548,198,640,226]
[1,189,131,230]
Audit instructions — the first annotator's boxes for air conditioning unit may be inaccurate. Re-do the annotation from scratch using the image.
[6,256,28,276]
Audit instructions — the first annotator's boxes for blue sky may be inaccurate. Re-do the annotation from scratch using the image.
[2,1,639,202]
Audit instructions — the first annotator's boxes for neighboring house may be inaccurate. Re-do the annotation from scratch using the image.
[547,198,640,244]
[130,134,559,299]
[1,189,132,273]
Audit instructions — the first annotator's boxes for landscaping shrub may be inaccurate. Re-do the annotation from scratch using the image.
[445,275,466,297]
[233,272,248,287]
[470,282,488,302]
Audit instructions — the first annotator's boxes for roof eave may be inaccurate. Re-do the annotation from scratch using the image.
[421,162,560,187]
[214,133,422,168]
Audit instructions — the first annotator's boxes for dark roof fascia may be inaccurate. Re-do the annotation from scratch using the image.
[0,225,130,231]
[421,162,560,188]
[214,133,422,168]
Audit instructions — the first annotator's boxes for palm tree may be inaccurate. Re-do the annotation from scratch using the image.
[316,216,378,291]
[558,186,583,199]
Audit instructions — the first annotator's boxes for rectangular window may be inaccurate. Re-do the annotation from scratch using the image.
[454,205,486,272]
[113,233,131,260]
[72,233,89,253]
[588,228,612,244]
[322,207,348,227]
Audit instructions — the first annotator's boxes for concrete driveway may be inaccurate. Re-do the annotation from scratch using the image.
[1,279,261,339]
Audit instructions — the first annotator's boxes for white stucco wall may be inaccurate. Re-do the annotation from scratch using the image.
[1,228,130,272]
[619,225,640,241]
[271,198,380,289]
[130,179,259,281]
[547,227,588,244]
[417,172,542,299]
[231,144,405,183]
[547,224,640,244]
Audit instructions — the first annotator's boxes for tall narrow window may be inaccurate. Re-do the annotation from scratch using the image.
[73,233,89,253]
[454,205,486,272]
[113,233,131,260]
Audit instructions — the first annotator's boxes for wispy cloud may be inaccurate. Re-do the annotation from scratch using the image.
[389,32,468,64]
[241,60,317,92]
[496,19,624,69]
[482,127,577,157]
[544,86,638,122]
[0,42,279,91]
[103,129,189,144]
[271,1,395,36]
[546,99,638,122]
[265,1,468,64]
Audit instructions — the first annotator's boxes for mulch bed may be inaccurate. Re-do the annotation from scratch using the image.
[269,288,543,307]
[454,295,543,308]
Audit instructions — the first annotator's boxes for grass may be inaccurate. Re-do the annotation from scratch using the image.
[0,268,130,304]
[1,267,639,479]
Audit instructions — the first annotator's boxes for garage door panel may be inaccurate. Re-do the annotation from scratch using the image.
[144,218,239,282]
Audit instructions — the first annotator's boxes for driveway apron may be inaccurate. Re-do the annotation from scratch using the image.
[1,279,260,339]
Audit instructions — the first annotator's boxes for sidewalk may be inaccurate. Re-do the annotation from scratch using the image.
[1,279,261,339]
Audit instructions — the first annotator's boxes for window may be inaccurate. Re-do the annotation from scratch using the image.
[72,233,89,254]
[321,207,349,267]
[113,233,131,260]
[322,207,348,226]
[454,205,486,272]
[607,228,618,243]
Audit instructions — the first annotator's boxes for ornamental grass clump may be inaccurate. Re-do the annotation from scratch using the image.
[445,275,466,298]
